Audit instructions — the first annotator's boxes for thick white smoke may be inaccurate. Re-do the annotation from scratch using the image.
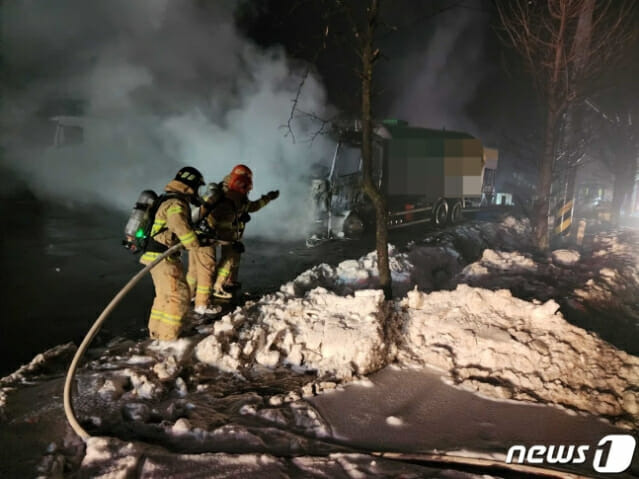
[1,0,333,239]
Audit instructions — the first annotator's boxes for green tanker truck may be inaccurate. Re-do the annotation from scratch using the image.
[309,119,498,239]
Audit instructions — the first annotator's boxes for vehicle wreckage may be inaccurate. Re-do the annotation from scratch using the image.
[308,119,499,244]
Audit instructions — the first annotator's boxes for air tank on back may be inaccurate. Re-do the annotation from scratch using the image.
[123,190,158,250]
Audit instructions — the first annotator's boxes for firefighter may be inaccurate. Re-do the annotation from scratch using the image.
[211,165,279,298]
[140,166,204,340]
[186,183,223,315]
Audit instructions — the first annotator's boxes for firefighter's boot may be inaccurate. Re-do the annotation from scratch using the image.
[212,274,233,299]
[194,304,222,315]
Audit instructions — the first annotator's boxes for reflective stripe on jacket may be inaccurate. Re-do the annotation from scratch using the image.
[140,179,199,264]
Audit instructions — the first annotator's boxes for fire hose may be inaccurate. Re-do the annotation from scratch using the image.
[63,243,184,440]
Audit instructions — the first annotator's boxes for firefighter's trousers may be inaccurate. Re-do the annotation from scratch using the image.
[148,258,190,340]
[214,244,241,289]
[186,246,216,308]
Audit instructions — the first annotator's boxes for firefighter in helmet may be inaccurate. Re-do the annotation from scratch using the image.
[210,164,279,298]
[140,166,204,340]
[186,182,223,315]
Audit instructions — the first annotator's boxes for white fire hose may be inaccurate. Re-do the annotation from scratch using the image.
[63,243,184,440]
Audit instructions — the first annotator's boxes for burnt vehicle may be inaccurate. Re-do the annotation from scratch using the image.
[309,119,499,240]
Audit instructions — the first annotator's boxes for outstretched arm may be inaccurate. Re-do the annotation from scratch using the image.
[248,190,279,213]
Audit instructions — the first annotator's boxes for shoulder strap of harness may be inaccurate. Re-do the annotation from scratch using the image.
[150,192,189,238]
[196,182,226,226]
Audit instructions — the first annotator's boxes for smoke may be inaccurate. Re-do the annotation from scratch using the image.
[388,8,488,136]
[0,0,333,239]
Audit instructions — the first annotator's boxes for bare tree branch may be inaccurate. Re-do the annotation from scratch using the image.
[495,0,637,247]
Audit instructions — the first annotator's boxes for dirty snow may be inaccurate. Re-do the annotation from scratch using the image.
[552,249,581,266]
[280,245,413,297]
[191,217,639,427]
[195,288,389,379]
[0,342,76,388]
[3,216,639,477]
[284,216,536,298]
[399,285,639,428]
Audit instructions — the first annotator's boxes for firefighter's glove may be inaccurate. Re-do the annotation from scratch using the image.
[239,212,251,223]
[266,190,280,201]
[232,241,245,254]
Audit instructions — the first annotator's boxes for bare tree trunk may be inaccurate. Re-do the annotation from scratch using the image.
[555,0,594,237]
[534,108,559,250]
[361,0,392,299]
[611,160,635,225]
[495,0,636,248]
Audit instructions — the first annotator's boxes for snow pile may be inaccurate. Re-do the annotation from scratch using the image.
[1,342,76,419]
[84,337,201,404]
[422,216,533,261]
[398,284,639,428]
[454,228,639,354]
[461,249,537,278]
[572,231,639,315]
[456,250,559,303]
[285,216,534,298]
[195,288,390,379]
[552,249,581,266]
[0,342,76,388]
[281,245,413,297]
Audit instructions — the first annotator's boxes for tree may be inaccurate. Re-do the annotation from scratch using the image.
[285,0,393,298]
[347,0,392,299]
[586,99,639,224]
[284,0,463,299]
[495,0,636,249]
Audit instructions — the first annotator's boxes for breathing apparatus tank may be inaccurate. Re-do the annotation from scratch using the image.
[123,190,158,253]
[191,182,224,241]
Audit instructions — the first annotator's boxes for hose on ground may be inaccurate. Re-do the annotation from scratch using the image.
[63,243,184,440]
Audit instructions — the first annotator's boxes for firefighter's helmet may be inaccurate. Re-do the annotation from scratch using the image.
[227,171,253,194]
[174,166,205,191]
[230,164,253,178]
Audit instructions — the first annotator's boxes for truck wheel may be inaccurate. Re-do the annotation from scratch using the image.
[433,199,448,227]
[449,200,463,224]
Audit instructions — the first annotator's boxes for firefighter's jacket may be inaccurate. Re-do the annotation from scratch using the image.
[208,189,272,242]
[140,179,199,264]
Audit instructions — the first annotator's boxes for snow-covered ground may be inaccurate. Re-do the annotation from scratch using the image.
[2,216,639,477]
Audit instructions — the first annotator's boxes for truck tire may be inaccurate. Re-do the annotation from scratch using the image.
[433,199,448,227]
[449,199,463,224]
